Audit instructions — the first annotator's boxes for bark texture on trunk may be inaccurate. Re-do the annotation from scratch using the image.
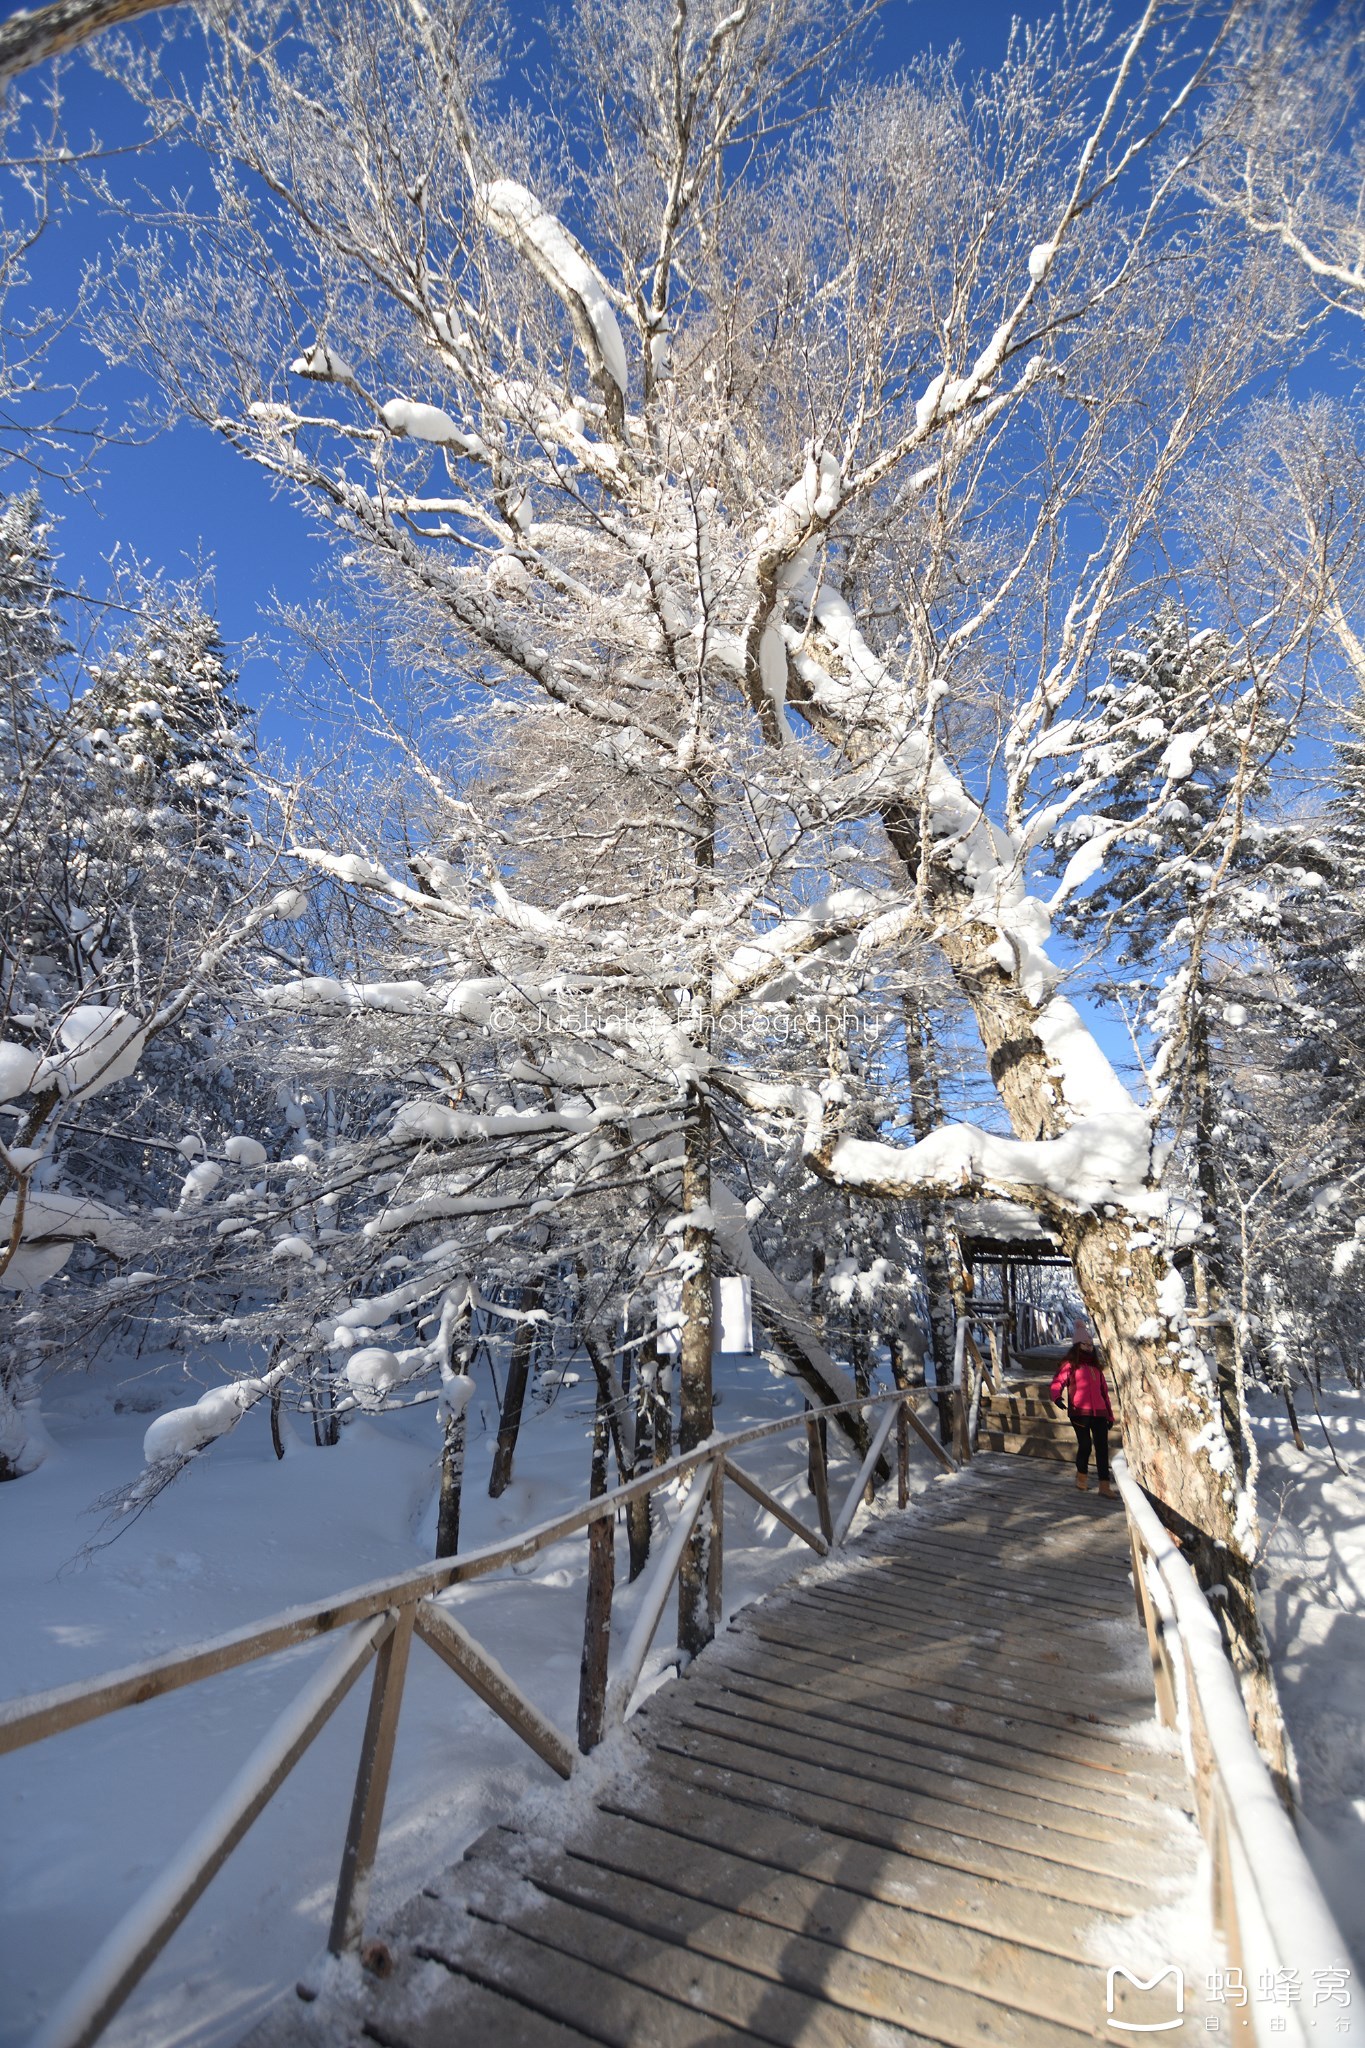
[1190,1003,1249,1476]
[0,0,174,83]
[577,1387,614,1753]
[621,1325,653,1582]
[903,995,961,1442]
[489,1279,543,1499]
[938,907,1285,1781]
[435,1409,466,1559]
[873,826,1286,1781]
[677,1081,715,1660]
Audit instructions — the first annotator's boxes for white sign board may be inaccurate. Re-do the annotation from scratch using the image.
[655,1275,754,1357]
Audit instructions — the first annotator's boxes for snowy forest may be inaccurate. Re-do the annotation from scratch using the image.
[3,0,1365,2040]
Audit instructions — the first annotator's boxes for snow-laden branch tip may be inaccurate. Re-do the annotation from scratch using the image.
[290,342,354,382]
[143,1359,292,1466]
[477,181,628,415]
[711,887,924,1014]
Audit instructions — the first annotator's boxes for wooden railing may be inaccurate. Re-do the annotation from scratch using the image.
[0,1385,955,2048]
[1114,1454,1356,2045]
[948,1315,997,1460]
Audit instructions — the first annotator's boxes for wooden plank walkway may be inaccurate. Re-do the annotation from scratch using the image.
[256,1457,1212,2047]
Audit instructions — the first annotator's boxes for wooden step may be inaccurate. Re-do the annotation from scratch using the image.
[491,1840,1097,2048]
[538,1809,1112,2026]
[408,1880,946,2047]
[980,1397,1070,1423]
[646,1746,1152,1912]
[980,1430,1074,1460]
[593,1782,1135,1957]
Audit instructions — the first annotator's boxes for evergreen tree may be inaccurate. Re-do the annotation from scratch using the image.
[82,586,253,979]
[1054,602,1305,1440]
[1,519,270,1474]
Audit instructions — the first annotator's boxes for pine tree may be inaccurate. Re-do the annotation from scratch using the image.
[0,490,64,714]
[1054,603,1305,1443]
[82,587,252,962]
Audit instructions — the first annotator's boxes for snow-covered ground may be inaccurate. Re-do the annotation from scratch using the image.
[0,1345,925,2048]
[1252,1382,1365,1963]
[8,1359,1355,2048]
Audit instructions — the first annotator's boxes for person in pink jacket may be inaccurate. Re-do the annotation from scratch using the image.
[1050,1320,1116,1498]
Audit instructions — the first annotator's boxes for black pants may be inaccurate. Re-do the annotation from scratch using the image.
[1072,1416,1110,1481]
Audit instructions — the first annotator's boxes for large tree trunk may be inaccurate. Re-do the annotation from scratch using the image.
[935,906,1286,1782]
[677,1080,716,1660]
[854,821,1289,1783]
[1060,1211,1284,1786]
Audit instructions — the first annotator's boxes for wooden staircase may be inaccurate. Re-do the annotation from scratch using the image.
[978,1377,1119,1462]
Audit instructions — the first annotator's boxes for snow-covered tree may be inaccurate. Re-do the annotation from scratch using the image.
[0,510,293,1475]
[83,0,1365,1763]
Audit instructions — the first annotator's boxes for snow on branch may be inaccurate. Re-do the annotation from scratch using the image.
[726,1066,1161,1224]
[711,888,924,1014]
[0,1188,128,1290]
[812,1096,1162,1220]
[142,1358,292,1467]
[477,181,629,424]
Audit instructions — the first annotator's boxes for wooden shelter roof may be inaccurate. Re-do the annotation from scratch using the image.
[950,1198,1067,1264]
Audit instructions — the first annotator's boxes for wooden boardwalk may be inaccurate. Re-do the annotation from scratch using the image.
[260,1457,1207,2047]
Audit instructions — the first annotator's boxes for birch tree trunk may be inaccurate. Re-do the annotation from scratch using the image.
[1189,1001,1249,1478]
[435,1407,466,1560]
[435,1294,475,1560]
[678,774,717,1659]
[914,887,1288,1783]
[903,995,961,1439]
[621,1317,653,1582]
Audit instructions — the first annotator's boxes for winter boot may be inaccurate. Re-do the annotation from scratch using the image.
[1075,1470,1088,1491]
[1098,1480,1116,1499]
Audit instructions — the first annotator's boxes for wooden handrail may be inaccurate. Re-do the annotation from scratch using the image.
[1113,1455,1356,2046]
[0,1385,946,1760]
[6,1382,953,2048]
[29,1617,391,2048]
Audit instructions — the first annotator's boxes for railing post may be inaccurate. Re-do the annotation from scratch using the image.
[952,1387,971,1463]
[329,1604,414,1957]
[577,1505,614,1753]
[706,1451,724,1639]
[896,1400,909,1509]
[1128,1525,1178,1730]
[805,1405,833,1543]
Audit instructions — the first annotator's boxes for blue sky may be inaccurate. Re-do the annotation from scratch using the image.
[3,0,1062,748]
[6,0,1345,1104]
